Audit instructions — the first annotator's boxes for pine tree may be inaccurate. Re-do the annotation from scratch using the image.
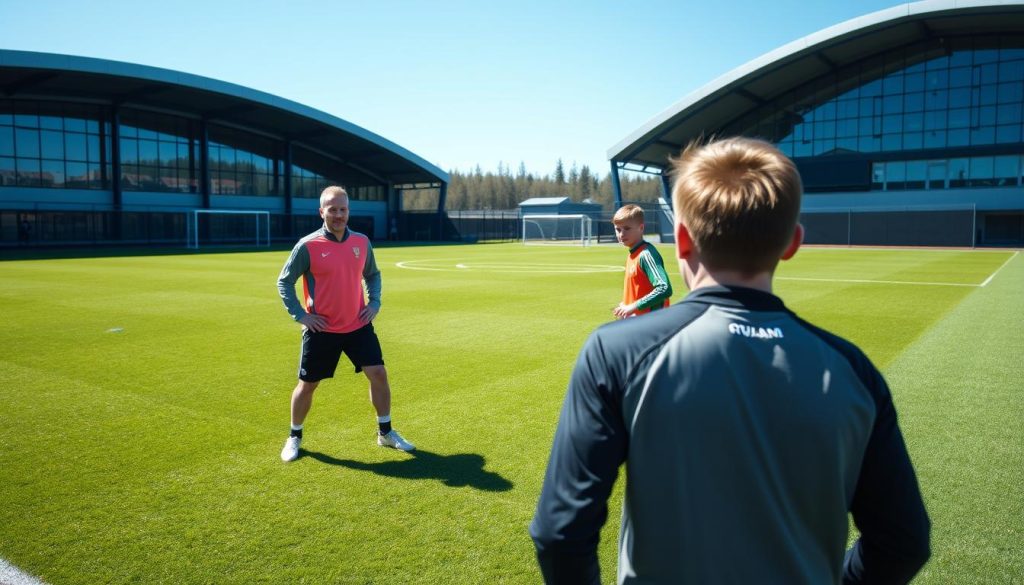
[579,165,593,200]
[568,163,579,199]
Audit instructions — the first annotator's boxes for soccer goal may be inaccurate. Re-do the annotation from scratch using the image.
[187,209,271,249]
[522,214,593,247]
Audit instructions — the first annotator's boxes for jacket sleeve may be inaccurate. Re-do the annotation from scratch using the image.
[277,242,310,322]
[843,361,931,585]
[362,242,381,310]
[634,249,672,310]
[529,331,627,585]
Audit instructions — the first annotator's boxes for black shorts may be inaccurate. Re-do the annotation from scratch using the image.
[298,323,385,381]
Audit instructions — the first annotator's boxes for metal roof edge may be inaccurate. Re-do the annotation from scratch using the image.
[0,49,449,184]
[606,0,1019,163]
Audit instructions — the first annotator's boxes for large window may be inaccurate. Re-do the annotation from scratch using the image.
[729,36,1024,158]
[291,146,385,201]
[209,125,281,196]
[0,100,109,189]
[119,109,199,193]
[291,146,347,199]
[2,101,394,203]
[872,154,1023,190]
[350,185,385,201]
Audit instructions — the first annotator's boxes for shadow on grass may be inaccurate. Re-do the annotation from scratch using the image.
[303,448,513,492]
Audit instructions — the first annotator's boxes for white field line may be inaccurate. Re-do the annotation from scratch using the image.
[800,245,1016,253]
[979,250,1019,287]
[395,260,622,274]
[777,276,979,287]
[0,558,48,585]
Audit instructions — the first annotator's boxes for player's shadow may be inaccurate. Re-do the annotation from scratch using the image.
[304,449,513,492]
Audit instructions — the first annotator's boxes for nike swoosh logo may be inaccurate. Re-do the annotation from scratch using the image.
[321,252,331,257]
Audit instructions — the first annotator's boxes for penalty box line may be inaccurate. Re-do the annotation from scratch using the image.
[979,250,1019,287]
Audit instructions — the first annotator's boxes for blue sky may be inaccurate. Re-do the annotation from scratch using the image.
[1,0,907,177]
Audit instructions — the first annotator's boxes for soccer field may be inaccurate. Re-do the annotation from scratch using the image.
[0,243,1021,584]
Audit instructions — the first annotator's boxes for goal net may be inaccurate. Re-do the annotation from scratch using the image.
[187,209,271,249]
[522,214,593,247]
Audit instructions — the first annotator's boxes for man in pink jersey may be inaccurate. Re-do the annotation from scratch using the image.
[277,186,414,462]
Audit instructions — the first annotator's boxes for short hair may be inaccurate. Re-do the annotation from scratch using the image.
[613,204,644,224]
[319,186,348,207]
[670,137,802,274]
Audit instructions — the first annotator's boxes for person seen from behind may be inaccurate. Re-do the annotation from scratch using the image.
[530,137,930,584]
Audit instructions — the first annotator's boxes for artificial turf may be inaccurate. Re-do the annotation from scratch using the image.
[0,243,1019,584]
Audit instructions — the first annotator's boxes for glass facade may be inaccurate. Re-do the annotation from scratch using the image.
[120,109,199,193]
[292,146,350,199]
[872,154,1023,190]
[0,100,110,189]
[350,185,385,201]
[2,100,393,200]
[209,125,281,196]
[726,35,1024,192]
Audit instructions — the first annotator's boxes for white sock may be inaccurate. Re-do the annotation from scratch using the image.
[376,415,391,424]
[290,423,303,432]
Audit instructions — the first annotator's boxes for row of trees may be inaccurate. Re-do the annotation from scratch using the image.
[402,160,665,211]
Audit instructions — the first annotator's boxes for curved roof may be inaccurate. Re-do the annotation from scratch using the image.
[608,0,1024,171]
[0,49,448,186]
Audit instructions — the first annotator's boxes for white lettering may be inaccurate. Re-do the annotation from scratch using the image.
[728,323,784,339]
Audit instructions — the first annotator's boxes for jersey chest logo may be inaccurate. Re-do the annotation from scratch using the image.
[353,247,361,258]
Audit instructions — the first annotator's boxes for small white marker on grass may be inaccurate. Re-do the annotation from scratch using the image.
[106,327,124,333]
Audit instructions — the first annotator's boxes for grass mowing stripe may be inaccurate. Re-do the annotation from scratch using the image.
[778,276,980,287]
[0,244,1018,583]
[883,253,1023,584]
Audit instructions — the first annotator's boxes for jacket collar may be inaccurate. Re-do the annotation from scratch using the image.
[319,226,350,243]
[684,285,788,312]
[629,240,649,254]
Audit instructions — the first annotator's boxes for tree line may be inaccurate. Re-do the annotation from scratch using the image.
[401,159,664,211]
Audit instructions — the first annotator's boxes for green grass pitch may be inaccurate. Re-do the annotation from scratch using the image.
[0,243,1021,584]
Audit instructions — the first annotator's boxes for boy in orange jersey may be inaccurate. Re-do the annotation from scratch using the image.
[612,204,672,319]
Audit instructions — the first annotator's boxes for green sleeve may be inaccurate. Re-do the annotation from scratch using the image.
[635,248,673,310]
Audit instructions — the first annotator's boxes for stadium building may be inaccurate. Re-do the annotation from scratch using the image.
[0,50,448,247]
[609,0,1024,247]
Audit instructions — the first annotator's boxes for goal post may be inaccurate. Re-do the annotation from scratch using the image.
[187,209,271,249]
[522,214,594,247]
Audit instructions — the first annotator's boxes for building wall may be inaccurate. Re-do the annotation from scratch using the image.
[804,187,1022,212]
[723,33,1024,245]
[1,98,399,244]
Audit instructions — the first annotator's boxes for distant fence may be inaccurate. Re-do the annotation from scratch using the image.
[2,209,333,248]
[4,205,1018,249]
[395,210,524,243]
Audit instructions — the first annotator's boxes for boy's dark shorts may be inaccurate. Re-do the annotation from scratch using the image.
[298,323,384,382]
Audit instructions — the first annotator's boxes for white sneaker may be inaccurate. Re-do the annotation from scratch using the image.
[377,429,415,452]
[281,436,302,462]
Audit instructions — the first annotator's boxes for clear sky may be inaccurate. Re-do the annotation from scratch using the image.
[1,0,908,177]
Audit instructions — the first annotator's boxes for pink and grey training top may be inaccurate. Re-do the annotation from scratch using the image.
[277,227,381,334]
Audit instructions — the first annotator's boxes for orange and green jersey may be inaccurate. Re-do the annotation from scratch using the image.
[623,240,672,313]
